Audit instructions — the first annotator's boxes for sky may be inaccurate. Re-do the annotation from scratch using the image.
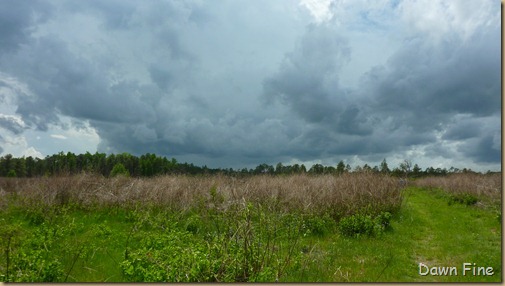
[0,0,501,172]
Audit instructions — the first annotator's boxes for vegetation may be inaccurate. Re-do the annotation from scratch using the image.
[0,153,501,282]
[109,163,130,177]
[0,152,494,178]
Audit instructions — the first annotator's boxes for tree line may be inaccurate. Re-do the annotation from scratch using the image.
[0,152,490,178]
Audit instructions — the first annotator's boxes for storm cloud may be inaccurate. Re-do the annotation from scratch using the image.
[0,0,500,171]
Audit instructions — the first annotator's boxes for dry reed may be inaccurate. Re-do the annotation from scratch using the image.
[0,172,403,218]
[413,173,501,203]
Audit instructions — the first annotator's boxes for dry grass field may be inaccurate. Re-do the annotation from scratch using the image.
[0,172,500,282]
[0,172,404,218]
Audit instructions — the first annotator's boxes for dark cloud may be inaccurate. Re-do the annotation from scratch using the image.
[263,24,350,124]
[350,18,500,165]
[442,120,481,141]
[0,0,500,170]
[462,135,501,163]
[4,36,156,129]
[365,25,499,117]
[0,0,52,53]
[0,116,25,134]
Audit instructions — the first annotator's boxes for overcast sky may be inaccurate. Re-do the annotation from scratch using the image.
[0,0,501,171]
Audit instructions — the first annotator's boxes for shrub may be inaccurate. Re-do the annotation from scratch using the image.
[110,163,130,177]
[338,211,392,238]
[120,229,212,282]
[302,213,336,237]
[449,193,478,206]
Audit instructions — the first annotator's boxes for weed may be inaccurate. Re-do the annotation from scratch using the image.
[448,193,478,206]
[338,212,392,238]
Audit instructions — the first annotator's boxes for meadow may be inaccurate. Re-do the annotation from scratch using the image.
[0,172,501,282]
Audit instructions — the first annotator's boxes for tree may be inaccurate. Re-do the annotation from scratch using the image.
[399,160,412,177]
[309,164,324,174]
[0,154,13,176]
[13,158,26,177]
[7,169,17,177]
[362,164,372,172]
[275,162,284,174]
[412,164,422,177]
[25,156,35,177]
[110,163,130,177]
[380,159,390,174]
[336,161,346,174]
[254,163,274,175]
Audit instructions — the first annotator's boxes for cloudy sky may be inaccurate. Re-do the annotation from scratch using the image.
[0,0,501,171]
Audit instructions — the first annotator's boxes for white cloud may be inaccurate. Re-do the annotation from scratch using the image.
[22,147,43,158]
[50,134,67,140]
[397,0,498,43]
[299,0,333,23]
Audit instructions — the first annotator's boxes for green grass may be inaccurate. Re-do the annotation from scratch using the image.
[0,186,501,282]
[293,186,501,282]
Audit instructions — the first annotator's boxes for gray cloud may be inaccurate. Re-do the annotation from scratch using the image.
[460,135,501,163]
[0,0,52,53]
[0,0,500,171]
[263,24,350,125]
[0,115,25,134]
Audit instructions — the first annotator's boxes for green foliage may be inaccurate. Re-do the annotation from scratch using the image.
[302,213,336,237]
[8,249,64,282]
[0,217,70,282]
[449,193,478,206]
[120,229,212,282]
[6,169,16,177]
[338,212,392,238]
[0,184,500,282]
[119,202,308,282]
[110,163,130,177]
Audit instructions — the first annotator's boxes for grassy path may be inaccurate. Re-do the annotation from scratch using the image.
[397,187,501,282]
[289,187,502,282]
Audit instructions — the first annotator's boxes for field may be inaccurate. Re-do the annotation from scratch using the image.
[0,172,501,282]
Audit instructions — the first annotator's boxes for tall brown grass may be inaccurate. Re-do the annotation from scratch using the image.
[0,172,403,218]
[413,173,501,204]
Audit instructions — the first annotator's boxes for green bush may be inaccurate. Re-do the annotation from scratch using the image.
[375,211,393,230]
[303,213,336,237]
[120,229,215,282]
[449,193,478,206]
[0,221,69,282]
[110,163,130,177]
[338,212,392,238]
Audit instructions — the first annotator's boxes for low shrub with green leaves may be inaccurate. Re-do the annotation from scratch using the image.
[448,193,478,206]
[120,229,213,282]
[338,211,392,238]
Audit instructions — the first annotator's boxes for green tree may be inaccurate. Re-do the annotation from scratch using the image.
[0,154,13,176]
[13,158,26,177]
[110,163,130,177]
[336,160,346,174]
[380,159,390,174]
[412,164,422,177]
[309,164,324,174]
[275,162,284,174]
